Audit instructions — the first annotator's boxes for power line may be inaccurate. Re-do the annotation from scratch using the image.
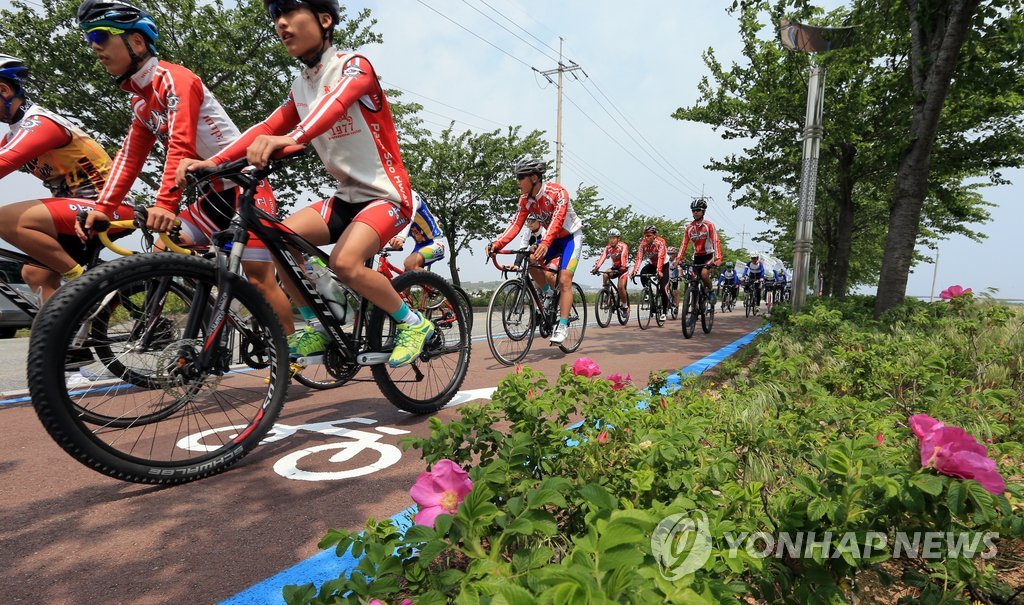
[475,0,561,57]
[459,0,560,63]
[382,80,509,129]
[414,0,532,69]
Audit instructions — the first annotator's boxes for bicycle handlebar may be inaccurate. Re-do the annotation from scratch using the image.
[180,145,308,193]
[96,219,195,256]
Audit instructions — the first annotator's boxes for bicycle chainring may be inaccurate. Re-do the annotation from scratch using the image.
[324,341,359,381]
[240,330,271,369]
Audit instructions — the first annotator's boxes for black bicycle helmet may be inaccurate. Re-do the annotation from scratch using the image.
[514,155,547,179]
[690,197,708,211]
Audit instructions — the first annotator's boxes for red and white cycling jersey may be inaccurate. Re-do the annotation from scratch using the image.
[493,182,581,250]
[594,241,629,271]
[210,48,412,213]
[0,103,110,199]
[679,219,722,261]
[94,57,238,216]
[632,236,667,274]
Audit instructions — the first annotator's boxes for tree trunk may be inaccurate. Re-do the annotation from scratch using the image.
[874,0,980,317]
[447,246,462,287]
[832,143,857,298]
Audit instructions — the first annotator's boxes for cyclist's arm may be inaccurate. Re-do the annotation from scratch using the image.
[539,188,571,248]
[492,204,528,251]
[678,230,691,262]
[94,119,158,215]
[153,70,205,213]
[593,247,608,271]
[618,243,629,269]
[0,115,73,180]
[709,222,722,263]
[631,244,643,275]
[208,96,301,165]
[656,239,666,271]
[286,55,380,145]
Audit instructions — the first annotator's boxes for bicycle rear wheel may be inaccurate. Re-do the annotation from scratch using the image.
[368,271,471,414]
[595,288,613,328]
[637,289,652,330]
[558,282,587,353]
[486,279,535,366]
[28,254,290,484]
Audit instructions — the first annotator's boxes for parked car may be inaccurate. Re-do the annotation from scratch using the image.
[0,259,34,338]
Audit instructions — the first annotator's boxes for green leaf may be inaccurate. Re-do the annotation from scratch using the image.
[505,517,534,535]
[807,499,830,521]
[281,583,316,605]
[946,480,967,515]
[493,584,536,605]
[911,473,944,496]
[794,475,820,497]
[580,483,616,511]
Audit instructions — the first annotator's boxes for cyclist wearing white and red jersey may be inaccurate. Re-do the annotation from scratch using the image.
[177,0,428,368]
[591,227,629,313]
[73,0,293,331]
[676,197,722,308]
[487,156,582,345]
[0,53,135,302]
[630,225,670,321]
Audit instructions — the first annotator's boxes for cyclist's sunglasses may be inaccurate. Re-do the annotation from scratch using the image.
[83,26,125,45]
[267,0,310,21]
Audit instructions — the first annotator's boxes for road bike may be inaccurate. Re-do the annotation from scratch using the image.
[27,147,471,484]
[591,268,629,328]
[485,249,586,365]
[680,263,714,338]
[633,271,666,330]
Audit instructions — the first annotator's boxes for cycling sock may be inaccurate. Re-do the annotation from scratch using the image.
[541,285,552,296]
[63,264,84,280]
[298,306,317,322]
[391,302,422,326]
[558,317,569,326]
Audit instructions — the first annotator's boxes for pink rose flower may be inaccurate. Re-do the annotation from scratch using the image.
[597,431,609,444]
[876,433,884,446]
[572,357,602,377]
[908,414,1005,495]
[939,285,973,300]
[606,372,632,391]
[409,459,473,528]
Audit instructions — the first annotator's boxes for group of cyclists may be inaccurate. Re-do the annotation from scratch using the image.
[1,0,786,375]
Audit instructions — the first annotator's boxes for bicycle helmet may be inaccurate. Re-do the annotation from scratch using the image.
[643,225,658,235]
[725,261,734,268]
[514,155,547,179]
[608,228,621,238]
[667,246,678,256]
[690,197,708,211]
[78,0,158,80]
[750,251,760,259]
[526,213,543,223]
[0,54,29,121]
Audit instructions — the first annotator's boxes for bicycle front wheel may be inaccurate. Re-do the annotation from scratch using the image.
[595,288,613,328]
[368,271,471,414]
[486,279,535,366]
[702,288,715,334]
[681,285,697,339]
[558,282,587,353]
[28,254,289,484]
[637,289,652,330]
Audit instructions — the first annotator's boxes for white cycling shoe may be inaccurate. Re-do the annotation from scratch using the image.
[549,322,569,344]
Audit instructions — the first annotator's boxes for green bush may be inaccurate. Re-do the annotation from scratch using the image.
[286,295,1024,605]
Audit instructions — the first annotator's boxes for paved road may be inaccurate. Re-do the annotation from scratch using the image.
[1,310,763,604]
[0,336,30,392]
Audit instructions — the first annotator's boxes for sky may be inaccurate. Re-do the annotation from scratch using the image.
[1,0,1019,298]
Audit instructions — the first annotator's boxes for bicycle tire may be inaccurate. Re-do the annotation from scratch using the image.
[655,291,666,327]
[486,279,535,366]
[616,291,630,325]
[28,253,290,484]
[454,285,474,332]
[595,288,613,328]
[744,290,752,318]
[558,282,587,353]
[368,271,471,414]
[681,285,696,339]
[637,289,652,330]
[702,288,715,334]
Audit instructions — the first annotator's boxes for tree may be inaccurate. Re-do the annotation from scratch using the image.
[0,0,384,207]
[401,124,548,286]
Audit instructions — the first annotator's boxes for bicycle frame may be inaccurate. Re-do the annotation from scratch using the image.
[490,249,559,330]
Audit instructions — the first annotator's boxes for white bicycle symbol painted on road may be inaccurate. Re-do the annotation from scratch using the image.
[176,417,411,482]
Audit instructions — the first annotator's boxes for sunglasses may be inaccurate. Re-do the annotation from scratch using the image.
[83,26,125,45]
[267,0,308,21]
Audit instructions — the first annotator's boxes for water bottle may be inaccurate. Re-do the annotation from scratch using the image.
[309,258,348,324]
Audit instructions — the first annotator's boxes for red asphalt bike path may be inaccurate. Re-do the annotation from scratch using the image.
[1,311,764,604]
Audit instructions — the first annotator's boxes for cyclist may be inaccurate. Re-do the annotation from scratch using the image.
[717,260,739,309]
[764,264,778,312]
[777,268,789,301]
[630,225,669,322]
[591,227,629,317]
[666,245,680,315]
[742,252,766,314]
[177,0,428,367]
[388,191,444,271]
[676,197,722,311]
[0,53,134,302]
[487,156,582,345]
[73,0,294,339]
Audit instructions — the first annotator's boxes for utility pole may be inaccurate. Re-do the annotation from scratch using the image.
[929,248,940,302]
[534,38,583,182]
[738,225,750,250]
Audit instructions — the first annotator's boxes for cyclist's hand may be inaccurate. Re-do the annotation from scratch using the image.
[246,134,298,169]
[389,236,405,249]
[176,158,216,187]
[485,243,494,257]
[146,206,178,233]
[657,271,663,279]
[76,209,111,242]
[531,242,548,262]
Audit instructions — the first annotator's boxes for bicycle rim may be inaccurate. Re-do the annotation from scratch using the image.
[681,286,696,339]
[486,280,535,365]
[558,282,587,353]
[702,289,715,333]
[27,254,289,484]
[617,291,630,325]
[637,290,651,330]
[595,288,612,328]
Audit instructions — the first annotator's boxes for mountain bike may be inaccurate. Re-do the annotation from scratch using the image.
[591,268,629,328]
[719,283,737,313]
[743,278,763,318]
[485,249,586,365]
[27,147,471,484]
[633,272,665,330]
[680,263,714,338]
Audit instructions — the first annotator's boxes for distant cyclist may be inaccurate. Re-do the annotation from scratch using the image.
[388,191,444,271]
[591,227,629,317]
[0,53,133,302]
[666,245,681,315]
[676,198,722,309]
[717,260,739,308]
[742,252,766,314]
[630,225,669,322]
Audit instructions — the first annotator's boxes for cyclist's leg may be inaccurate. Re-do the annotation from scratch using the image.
[658,262,670,313]
[405,241,443,272]
[547,233,580,321]
[0,199,79,298]
[617,271,628,306]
